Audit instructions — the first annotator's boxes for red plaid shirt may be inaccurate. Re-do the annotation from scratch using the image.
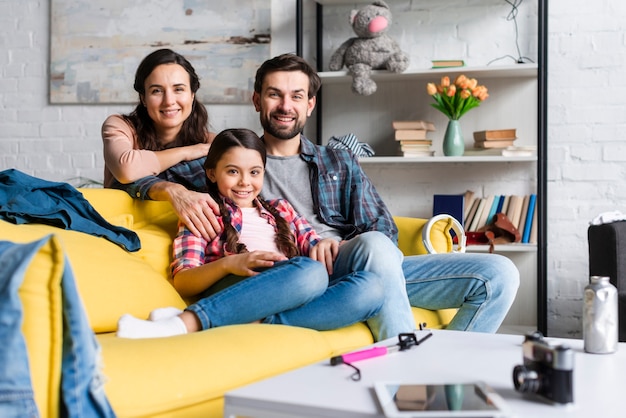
[170,197,321,277]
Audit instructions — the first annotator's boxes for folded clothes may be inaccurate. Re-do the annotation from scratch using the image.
[590,210,626,226]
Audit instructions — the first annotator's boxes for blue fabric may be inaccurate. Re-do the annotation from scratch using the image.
[111,157,208,200]
[0,236,116,418]
[0,169,140,252]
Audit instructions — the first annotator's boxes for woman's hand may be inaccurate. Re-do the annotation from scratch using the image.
[183,142,211,161]
[224,251,288,277]
[309,238,339,275]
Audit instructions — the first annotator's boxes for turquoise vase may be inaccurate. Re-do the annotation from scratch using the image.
[442,119,465,156]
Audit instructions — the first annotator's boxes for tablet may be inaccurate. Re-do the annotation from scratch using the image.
[374,381,511,418]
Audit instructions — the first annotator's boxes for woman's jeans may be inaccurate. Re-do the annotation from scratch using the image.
[0,236,115,418]
[330,231,520,341]
[186,256,384,332]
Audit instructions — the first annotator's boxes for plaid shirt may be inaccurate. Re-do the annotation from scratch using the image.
[111,157,208,199]
[296,135,398,243]
[170,196,321,277]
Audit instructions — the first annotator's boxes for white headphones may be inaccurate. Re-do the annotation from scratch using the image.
[422,214,467,254]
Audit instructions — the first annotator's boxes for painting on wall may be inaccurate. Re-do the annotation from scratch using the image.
[50,0,271,104]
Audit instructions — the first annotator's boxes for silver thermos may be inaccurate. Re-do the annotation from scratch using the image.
[583,276,618,354]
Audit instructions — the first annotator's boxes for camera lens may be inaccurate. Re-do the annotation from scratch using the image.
[513,365,541,393]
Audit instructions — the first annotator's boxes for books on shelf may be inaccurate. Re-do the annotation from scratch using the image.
[463,145,537,157]
[431,59,465,68]
[463,191,538,244]
[392,120,435,157]
[474,139,516,149]
[392,120,436,131]
[473,129,517,141]
[433,194,465,227]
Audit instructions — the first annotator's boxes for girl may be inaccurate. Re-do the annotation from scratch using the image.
[117,128,384,338]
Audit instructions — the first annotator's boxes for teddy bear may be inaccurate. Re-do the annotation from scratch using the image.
[328,0,409,96]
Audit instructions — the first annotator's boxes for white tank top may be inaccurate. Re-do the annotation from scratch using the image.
[238,207,281,254]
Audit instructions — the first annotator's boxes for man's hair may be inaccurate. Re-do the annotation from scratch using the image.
[124,48,209,151]
[254,53,321,99]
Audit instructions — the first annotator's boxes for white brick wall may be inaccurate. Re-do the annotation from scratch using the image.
[1,0,624,338]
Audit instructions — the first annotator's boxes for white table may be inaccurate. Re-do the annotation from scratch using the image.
[224,329,626,418]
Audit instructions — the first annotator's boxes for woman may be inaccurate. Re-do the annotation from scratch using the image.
[102,48,220,239]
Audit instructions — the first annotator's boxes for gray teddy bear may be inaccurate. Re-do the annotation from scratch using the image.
[328,0,409,96]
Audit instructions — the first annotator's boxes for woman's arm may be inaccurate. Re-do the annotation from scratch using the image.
[102,114,213,184]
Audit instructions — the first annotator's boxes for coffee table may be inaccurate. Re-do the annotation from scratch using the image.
[224,329,626,417]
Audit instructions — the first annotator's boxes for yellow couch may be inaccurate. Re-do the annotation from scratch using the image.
[2,187,455,418]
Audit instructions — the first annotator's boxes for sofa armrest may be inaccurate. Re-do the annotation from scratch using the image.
[394,216,454,256]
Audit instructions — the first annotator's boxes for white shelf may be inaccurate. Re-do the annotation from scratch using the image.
[319,64,538,84]
[359,155,537,163]
[466,244,537,253]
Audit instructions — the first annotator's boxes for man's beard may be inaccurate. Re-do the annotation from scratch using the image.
[260,112,305,140]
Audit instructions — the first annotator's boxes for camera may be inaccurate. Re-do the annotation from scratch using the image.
[512,331,574,404]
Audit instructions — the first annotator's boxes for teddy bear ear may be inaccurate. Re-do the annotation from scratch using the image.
[349,9,358,24]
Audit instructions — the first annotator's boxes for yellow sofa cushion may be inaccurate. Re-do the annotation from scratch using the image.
[0,220,185,333]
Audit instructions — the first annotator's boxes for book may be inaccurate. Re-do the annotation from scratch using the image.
[506,195,524,229]
[463,190,475,221]
[401,144,432,152]
[473,129,517,141]
[485,195,500,226]
[399,139,432,146]
[464,197,480,227]
[475,195,495,230]
[495,195,505,214]
[402,150,435,157]
[518,195,530,232]
[529,201,538,244]
[431,59,465,68]
[469,198,487,232]
[500,195,511,215]
[523,194,537,243]
[473,139,516,149]
[392,120,436,131]
[433,194,465,227]
[501,146,537,157]
[395,129,430,141]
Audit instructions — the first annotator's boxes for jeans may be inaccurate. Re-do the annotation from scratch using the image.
[331,231,416,341]
[404,252,520,333]
[0,236,115,418]
[187,256,384,332]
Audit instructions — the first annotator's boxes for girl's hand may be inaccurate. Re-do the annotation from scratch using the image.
[224,251,288,277]
[309,238,339,275]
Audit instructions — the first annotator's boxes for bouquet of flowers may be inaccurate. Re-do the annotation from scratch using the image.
[426,75,489,120]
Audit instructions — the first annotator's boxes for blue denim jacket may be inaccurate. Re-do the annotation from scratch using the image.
[0,235,116,418]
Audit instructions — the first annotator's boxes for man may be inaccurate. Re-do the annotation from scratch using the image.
[251,53,520,340]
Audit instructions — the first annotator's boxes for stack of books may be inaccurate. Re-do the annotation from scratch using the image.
[392,120,436,157]
[472,129,517,149]
[463,191,537,244]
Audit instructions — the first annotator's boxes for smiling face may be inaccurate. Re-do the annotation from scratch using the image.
[206,146,265,208]
[141,63,194,144]
[253,70,316,142]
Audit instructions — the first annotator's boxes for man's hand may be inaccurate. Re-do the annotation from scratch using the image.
[169,187,222,241]
[309,238,339,275]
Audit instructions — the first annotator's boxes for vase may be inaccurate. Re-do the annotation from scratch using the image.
[442,119,465,156]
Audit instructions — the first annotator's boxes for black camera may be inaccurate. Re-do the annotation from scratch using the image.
[512,331,574,404]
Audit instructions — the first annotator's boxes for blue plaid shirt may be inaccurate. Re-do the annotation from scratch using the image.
[110,157,208,200]
[297,135,398,243]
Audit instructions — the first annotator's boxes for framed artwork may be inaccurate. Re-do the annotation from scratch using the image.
[50,0,271,104]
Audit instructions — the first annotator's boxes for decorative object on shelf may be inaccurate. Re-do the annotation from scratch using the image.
[328,1,409,96]
[426,75,489,156]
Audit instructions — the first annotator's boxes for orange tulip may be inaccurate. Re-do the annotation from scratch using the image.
[441,76,450,87]
[454,75,467,88]
[460,89,471,100]
[446,84,456,97]
[467,78,478,90]
[426,82,437,96]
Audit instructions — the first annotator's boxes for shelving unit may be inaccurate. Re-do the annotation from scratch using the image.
[296,0,547,334]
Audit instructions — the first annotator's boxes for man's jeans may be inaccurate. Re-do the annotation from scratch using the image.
[330,231,520,341]
[187,256,384,331]
[0,236,115,418]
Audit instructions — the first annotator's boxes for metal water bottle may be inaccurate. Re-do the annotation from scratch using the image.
[583,276,618,354]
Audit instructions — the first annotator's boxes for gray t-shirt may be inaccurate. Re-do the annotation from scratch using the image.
[264,155,342,241]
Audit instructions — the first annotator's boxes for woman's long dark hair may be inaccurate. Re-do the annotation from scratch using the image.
[204,129,299,258]
[123,48,209,150]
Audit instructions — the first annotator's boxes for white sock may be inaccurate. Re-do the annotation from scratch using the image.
[116,314,187,339]
[148,307,184,322]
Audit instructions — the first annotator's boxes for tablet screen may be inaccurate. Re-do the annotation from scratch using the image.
[375,382,509,417]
